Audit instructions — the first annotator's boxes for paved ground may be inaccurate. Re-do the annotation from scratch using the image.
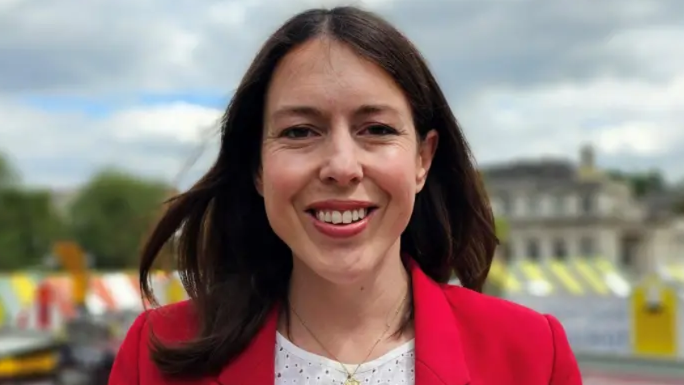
[583,374,684,384]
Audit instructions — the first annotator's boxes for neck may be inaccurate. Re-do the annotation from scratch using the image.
[286,244,410,337]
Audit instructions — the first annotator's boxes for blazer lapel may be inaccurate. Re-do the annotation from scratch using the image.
[411,260,471,385]
[215,261,470,385]
[215,307,279,385]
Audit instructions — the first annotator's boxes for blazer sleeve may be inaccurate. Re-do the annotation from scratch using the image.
[545,314,582,385]
[109,311,148,385]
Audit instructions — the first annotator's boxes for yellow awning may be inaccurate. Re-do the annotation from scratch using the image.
[486,257,522,293]
[663,264,684,284]
[498,257,629,297]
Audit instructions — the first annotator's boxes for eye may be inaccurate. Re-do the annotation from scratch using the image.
[279,126,319,139]
[360,124,398,136]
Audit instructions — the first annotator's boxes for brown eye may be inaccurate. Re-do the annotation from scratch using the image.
[360,124,398,136]
[280,126,319,139]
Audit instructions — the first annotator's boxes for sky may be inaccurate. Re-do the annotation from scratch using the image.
[1,0,683,189]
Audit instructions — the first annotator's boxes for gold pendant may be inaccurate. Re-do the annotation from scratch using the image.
[344,377,360,385]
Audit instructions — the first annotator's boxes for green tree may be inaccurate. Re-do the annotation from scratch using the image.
[673,193,684,214]
[608,169,665,198]
[0,154,64,269]
[494,217,509,243]
[674,201,684,213]
[0,152,19,188]
[673,179,684,214]
[68,169,171,269]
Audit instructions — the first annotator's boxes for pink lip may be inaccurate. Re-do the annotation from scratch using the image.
[309,211,375,239]
[306,200,377,239]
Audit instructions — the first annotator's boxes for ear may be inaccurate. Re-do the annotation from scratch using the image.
[254,169,264,196]
[416,130,438,194]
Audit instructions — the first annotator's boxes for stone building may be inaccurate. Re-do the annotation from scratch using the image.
[482,145,684,297]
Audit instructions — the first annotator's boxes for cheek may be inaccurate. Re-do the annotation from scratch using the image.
[367,149,419,203]
[261,152,309,206]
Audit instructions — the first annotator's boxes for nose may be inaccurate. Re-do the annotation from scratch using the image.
[319,130,363,186]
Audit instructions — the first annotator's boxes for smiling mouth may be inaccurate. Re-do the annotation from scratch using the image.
[306,207,378,225]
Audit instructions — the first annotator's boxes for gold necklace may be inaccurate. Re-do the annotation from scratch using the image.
[290,290,408,385]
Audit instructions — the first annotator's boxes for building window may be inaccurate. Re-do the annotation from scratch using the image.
[490,199,500,216]
[500,242,513,262]
[526,238,540,261]
[579,236,595,257]
[674,233,684,247]
[552,238,567,260]
[499,193,511,215]
[580,193,594,214]
[620,237,638,268]
[527,195,540,216]
[552,194,565,215]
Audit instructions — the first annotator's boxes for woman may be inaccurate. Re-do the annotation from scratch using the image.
[110,6,581,385]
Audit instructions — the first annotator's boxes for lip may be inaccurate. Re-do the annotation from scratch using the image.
[304,200,378,239]
[308,208,377,239]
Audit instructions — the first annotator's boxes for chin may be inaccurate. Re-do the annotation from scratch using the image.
[307,247,380,285]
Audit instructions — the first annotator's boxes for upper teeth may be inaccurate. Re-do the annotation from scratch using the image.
[316,209,367,224]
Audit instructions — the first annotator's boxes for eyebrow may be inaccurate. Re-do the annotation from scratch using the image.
[270,104,399,120]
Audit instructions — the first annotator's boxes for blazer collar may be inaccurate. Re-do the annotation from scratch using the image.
[410,259,470,385]
[216,260,470,385]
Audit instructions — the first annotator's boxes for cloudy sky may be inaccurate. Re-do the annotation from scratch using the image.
[1,0,682,189]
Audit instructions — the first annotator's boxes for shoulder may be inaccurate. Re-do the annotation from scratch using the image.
[109,301,197,384]
[441,284,551,333]
[126,300,199,348]
[145,300,198,341]
[440,285,581,384]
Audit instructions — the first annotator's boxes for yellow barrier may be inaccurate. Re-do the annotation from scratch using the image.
[9,275,35,307]
[0,352,58,377]
[631,274,678,357]
[166,275,187,304]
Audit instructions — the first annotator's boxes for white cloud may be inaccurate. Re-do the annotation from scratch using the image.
[0,100,221,188]
[594,122,667,155]
[109,103,222,144]
[605,26,684,78]
[1,0,683,187]
[459,72,684,165]
[3,61,681,189]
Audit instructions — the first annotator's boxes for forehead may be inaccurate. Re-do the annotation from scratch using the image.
[265,38,410,115]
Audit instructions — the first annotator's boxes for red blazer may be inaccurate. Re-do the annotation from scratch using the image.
[110,262,582,385]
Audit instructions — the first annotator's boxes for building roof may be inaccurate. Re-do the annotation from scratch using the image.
[481,159,576,182]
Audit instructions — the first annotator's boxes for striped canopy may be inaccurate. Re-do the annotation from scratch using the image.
[488,257,684,297]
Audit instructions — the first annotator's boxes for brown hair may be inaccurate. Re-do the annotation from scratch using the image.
[139,6,497,379]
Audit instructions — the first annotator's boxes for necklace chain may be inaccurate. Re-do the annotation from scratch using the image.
[290,289,409,385]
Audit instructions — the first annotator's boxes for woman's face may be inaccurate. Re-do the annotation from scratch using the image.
[259,38,437,285]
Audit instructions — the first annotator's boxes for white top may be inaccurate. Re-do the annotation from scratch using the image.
[275,332,416,385]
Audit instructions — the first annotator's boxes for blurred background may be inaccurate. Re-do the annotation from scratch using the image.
[0,0,683,383]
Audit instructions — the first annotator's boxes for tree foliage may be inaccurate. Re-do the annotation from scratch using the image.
[608,169,665,198]
[494,217,509,243]
[674,195,684,214]
[0,153,19,188]
[2,148,681,272]
[0,155,64,270]
[68,169,171,269]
